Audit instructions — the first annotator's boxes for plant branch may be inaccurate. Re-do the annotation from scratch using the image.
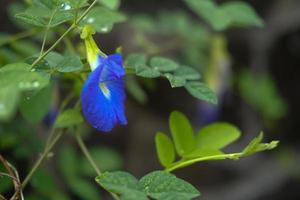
[10,131,64,200]
[166,152,244,172]
[75,133,120,200]
[30,0,98,69]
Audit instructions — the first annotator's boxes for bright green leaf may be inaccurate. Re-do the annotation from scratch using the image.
[242,132,279,156]
[55,109,83,128]
[169,111,195,156]
[155,132,175,167]
[184,81,218,104]
[196,122,241,149]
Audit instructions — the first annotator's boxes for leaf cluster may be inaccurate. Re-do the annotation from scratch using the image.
[155,111,279,171]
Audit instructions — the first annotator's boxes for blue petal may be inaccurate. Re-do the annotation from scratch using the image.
[81,54,127,132]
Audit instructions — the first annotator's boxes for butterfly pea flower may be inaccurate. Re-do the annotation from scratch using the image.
[80,27,127,132]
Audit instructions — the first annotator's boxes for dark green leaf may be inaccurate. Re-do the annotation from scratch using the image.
[169,111,195,156]
[150,57,179,72]
[155,132,175,167]
[20,85,53,123]
[56,54,84,72]
[125,53,147,70]
[140,171,200,200]
[136,64,161,78]
[0,85,20,121]
[163,73,186,88]
[174,66,201,81]
[55,109,83,128]
[96,171,147,200]
[184,81,218,104]
[196,122,241,149]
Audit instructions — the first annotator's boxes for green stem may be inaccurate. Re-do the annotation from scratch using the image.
[165,152,243,172]
[21,131,64,187]
[30,0,98,69]
[75,133,120,200]
[39,9,57,56]
[10,131,64,200]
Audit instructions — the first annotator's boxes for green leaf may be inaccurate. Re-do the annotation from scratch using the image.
[82,6,126,33]
[169,111,195,156]
[70,178,100,200]
[96,171,147,200]
[0,63,49,91]
[55,109,83,128]
[0,63,49,120]
[56,54,84,72]
[15,12,48,27]
[44,51,64,68]
[140,171,200,200]
[184,0,263,31]
[242,132,279,156]
[125,53,147,70]
[150,57,179,72]
[184,81,218,104]
[136,64,161,78]
[221,2,264,28]
[238,70,287,120]
[99,0,121,10]
[15,0,74,28]
[20,85,53,123]
[196,122,241,149]
[0,85,20,121]
[163,73,186,88]
[155,132,175,167]
[174,66,201,81]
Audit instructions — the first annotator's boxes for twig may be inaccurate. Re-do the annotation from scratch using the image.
[30,0,98,69]
[75,133,120,200]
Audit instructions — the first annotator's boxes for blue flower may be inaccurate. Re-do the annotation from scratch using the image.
[81,53,127,132]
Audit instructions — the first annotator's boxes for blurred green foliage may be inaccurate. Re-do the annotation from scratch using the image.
[0,0,283,199]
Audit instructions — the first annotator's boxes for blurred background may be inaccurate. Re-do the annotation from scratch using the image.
[0,0,300,199]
